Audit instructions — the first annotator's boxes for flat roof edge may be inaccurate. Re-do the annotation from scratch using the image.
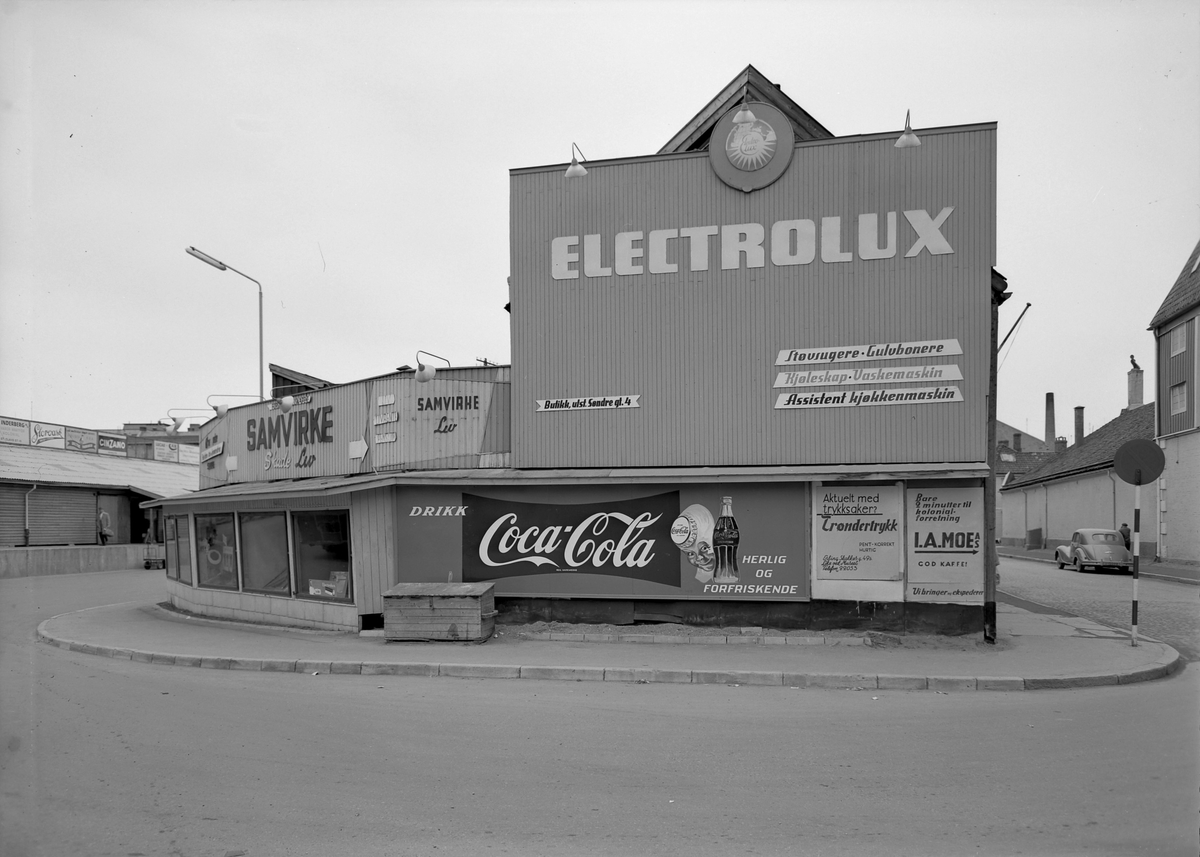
[511,122,998,176]
[147,463,989,506]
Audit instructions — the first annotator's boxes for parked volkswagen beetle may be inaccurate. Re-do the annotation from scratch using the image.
[1054,529,1134,572]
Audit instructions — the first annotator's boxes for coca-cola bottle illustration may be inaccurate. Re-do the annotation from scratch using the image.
[712,495,739,583]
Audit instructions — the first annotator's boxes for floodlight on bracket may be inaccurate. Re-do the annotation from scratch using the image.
[415,350,451,383]
[206,394,260,418]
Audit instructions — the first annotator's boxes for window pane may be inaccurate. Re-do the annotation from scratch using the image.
[1170,324,1187,356]
[240,512,290,594]
[165,517,179,581]
[176,516,192,585]
[1171,382,1187,415]
[293,511,351,601]
[195,514,238,590]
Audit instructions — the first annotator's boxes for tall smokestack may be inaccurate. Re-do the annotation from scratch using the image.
[1074,406,1085,446]
[1045,393,1055,448]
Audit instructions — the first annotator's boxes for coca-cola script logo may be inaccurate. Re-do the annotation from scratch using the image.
[462,493,680,587]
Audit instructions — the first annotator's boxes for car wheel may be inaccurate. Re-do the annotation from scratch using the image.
[1056,553,1065,569]
[1073,555,1085,572]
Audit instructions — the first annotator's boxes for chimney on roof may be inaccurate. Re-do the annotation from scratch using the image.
[1012,432,1022,452]
[1055,436,1068,454]
[1127,361,1144,411]
[1045,393,1055,447]
[1074,406,1085,446]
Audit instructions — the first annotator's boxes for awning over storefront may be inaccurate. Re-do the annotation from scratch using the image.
[143,461,990,508]
[0,444,198,499]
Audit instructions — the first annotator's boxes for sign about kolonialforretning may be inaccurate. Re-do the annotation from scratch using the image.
[906,486,985,603]
[813,484,903,580]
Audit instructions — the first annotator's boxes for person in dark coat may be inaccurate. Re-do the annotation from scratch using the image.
[1119,523,1131,550]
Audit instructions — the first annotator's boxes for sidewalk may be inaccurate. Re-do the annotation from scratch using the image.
[998,545,1200,585]
[36,585,1184,692]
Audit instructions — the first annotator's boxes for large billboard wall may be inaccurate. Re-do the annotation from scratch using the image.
[510,122,997,469]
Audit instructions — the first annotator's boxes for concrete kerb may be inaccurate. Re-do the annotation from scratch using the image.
[33,618,1186,692]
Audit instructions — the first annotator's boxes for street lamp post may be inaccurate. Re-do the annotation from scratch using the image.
[185,247,264,401]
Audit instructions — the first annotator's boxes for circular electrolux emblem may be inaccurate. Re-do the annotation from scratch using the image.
[708,101,795,192]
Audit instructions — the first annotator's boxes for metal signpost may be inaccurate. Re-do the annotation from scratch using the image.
[1112,439,1166,647]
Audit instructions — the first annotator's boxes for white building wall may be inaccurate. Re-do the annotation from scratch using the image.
[1159,432,1200,563]
[1000,469,1161,556]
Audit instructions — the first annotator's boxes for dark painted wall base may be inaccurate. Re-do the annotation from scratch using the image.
[496,598,984,636]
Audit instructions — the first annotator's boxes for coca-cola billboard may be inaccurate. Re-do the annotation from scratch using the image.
[462,492,679,587]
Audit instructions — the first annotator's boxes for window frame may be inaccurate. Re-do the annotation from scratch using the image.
[1169,323,1188,357]
[237,510,293,596]
[291,509,354,603]
[194,512,240,591]
[1170,381,1188,416]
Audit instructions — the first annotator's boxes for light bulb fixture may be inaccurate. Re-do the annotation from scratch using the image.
[564,143,588,179]
[894,109,921,148]
[732,86,755,124]
[414,350,451,383]
[732,105,756,124]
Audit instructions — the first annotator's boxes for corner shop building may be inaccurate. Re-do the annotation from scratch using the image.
[148,68,1003,634]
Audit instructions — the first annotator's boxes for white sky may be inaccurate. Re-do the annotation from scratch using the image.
[1,0,1197,442]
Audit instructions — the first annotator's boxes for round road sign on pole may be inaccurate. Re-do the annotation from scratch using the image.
[1112,439,1164,648]
[1113,439,1165,486]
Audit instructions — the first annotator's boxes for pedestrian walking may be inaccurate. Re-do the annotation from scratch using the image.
[1119,522,1131,550]
[98,509,113,546]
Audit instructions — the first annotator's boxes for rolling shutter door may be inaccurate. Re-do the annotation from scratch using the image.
[29,488,97,546]
[0,485,26,547]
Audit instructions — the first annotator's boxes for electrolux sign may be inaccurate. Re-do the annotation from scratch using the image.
[550,208,955,281]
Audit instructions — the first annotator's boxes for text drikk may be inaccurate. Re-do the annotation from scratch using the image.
[410,506,468,517]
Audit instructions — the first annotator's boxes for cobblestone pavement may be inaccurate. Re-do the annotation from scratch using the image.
[999,555,1199,660]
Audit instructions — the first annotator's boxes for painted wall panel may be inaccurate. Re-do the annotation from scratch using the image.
[394,482,810,601]
[510,125,996,469]
[351,487,398,616]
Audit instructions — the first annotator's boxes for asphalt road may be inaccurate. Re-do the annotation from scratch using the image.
[2,570,1197,857]
[998,556,1200,661]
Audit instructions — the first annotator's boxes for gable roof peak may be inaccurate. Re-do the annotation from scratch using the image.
[1149,236,1200,330]
[659,64,833,155]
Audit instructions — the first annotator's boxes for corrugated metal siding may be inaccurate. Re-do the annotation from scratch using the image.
[1160,316,1195,435]
[350,487,398,615]
[510,126,995,469]
[479,382,511,453]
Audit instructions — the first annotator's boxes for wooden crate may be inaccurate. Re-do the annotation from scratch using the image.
[382,582,496,642]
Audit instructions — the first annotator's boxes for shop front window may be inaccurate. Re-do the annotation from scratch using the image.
[195,513,239,590]
[240,511,291,594]
[293,510,351,601]
[165,515,193,585]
